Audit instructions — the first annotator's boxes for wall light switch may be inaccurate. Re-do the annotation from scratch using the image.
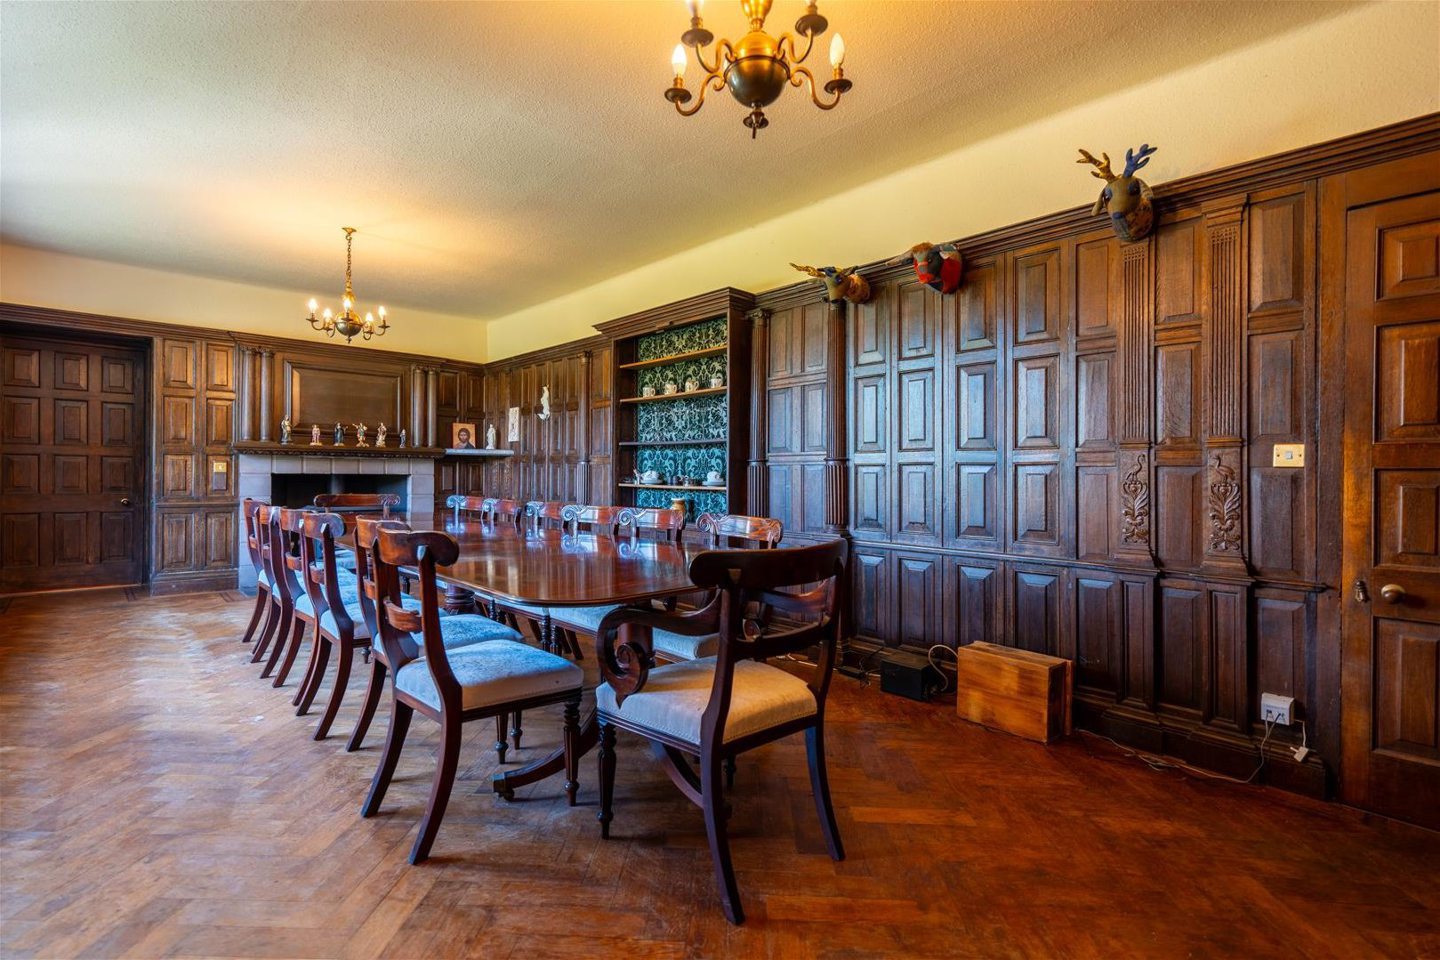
[1272,443,1305,468]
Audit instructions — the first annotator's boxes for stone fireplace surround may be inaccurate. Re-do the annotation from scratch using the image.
[235,448,438,584]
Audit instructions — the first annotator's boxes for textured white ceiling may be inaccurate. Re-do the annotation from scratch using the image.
[1,0,1354,320]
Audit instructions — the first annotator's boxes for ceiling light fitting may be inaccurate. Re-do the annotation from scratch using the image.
[665,0,851,138]
[306,227,389,343]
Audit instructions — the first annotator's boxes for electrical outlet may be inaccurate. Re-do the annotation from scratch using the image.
[1261,693,1294,726]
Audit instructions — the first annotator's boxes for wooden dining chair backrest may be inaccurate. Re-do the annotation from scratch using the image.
[689,539,848,744]
[524,500,567,531]
[314,493,399,517]
[353,515,411,641]
[560,504,620,536]
[617,506,686,542]
[371,527,461,697]
[254,503,279,588]
[446,495,486,523]
[242,498,269,576]
[482,498,524,524]
[299,512,350,630]
[273,507,309,605]
[696,513,783,549]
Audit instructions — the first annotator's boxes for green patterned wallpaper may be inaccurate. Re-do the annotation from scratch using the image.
[627,316,732,521]
[636,316,727,360]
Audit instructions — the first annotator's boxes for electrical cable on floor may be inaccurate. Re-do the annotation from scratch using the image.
[927,643,959,692]
[1078,719,1278,786]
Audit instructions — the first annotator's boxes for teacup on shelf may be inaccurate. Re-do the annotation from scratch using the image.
[710,375,725,389]
[641,385,656,398]
[641,470,660,484]
[685,379,700,393]
[705,470,724,486]
[662,382,678,395]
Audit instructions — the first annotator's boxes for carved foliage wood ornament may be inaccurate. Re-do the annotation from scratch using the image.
[1078,144,1158,242]
[1207,453,1242,553]
[1120,453,1151,544]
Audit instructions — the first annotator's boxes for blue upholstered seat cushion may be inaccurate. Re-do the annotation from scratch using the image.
[550,603,717,661]
[311,594,412,639]
[424,613,522,647]
[596,657,816,746]
[395,640,583,712]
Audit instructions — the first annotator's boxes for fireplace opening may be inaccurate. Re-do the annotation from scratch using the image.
[270,473,408,511]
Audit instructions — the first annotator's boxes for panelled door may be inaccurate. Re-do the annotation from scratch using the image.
[0,333,147,592]
[1341,177,1440,829]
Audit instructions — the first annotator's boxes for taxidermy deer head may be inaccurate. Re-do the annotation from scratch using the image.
[886,242,963,295]
[789,263,871,304]
[1078,144,1158,242]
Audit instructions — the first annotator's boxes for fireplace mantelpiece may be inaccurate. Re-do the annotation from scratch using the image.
[233,441,448,459]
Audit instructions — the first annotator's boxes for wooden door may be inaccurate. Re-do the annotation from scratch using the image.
[0,333,147,592]
[1341,184,1440,829]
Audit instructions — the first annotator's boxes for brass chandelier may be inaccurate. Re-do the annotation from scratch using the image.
[305,227,389,343]
[665,0,851,138]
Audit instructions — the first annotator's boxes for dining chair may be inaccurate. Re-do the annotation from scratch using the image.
[617,506,686,542]
[523,500,567,532]
[509,501,576,655]
[591,538,848,925]
[445,494,487,520]
[361,525,585,864]
[238,498,272,646]
[249,504,294,674]
[695,512,783,549]
[345,517,529,757]
[263,506,334,689]
[482,498,524,524]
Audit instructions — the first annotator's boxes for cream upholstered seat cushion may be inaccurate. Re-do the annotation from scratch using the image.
[395,640,583,712]
[551,604,718,660]
[595,657,816,746]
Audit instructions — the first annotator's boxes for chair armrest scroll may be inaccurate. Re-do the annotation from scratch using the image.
[594,597,720,706]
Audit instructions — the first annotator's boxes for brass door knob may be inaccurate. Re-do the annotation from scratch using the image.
[120,497,132,506]
[1379,583,1406,603]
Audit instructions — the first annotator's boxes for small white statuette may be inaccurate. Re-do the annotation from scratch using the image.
[538,384,551,421]
[310,423,322,446]
[376,423,388,448]
[485,423,497,449]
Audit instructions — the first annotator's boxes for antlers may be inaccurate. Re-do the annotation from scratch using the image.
[790,262,823,279]
[1123,143,1157,178]
[1076,148,1115,181]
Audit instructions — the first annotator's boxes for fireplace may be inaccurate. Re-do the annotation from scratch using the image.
[235,448,439,585]
[270,472,408,509]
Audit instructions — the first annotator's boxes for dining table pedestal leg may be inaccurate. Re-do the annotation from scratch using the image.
[443,584,478,615]
[492,707,598,800]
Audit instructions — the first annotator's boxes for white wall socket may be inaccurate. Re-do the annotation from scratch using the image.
[1261,693,1294,726]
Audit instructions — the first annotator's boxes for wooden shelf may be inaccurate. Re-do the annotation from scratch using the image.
[618,438,727,447]
[619,386,727,404]
[619,482,729,492]
[443,448,515,458]
[617,344,727,370]
[233,441,447,460]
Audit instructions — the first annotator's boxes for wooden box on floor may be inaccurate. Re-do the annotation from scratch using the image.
[954,642,1072,743]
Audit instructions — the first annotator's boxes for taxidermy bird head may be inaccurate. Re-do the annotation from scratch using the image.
[886,242,963,295]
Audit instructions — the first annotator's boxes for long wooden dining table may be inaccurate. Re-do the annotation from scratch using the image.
[348,512,706,798]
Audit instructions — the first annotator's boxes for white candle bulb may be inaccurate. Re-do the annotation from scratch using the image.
[685,0,702,16]
[307,297,318,313]
[672,44,687,78]
[378,305,386,318]
[830,33,845,68]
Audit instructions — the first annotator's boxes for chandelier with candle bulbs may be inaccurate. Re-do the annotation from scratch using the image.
[305,227,389,343]
[665,0,851,138]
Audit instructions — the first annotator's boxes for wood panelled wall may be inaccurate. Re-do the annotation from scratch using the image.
[441,336,612,505]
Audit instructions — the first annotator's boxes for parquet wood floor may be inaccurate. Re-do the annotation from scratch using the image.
[2,591,1437,959]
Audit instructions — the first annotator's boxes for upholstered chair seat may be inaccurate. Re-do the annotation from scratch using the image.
[394,640,583,713]
[596,657,816,746]
[552,602,718,661]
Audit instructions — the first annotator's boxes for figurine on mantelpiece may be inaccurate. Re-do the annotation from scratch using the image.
[310,423,322,446]
[1077,143,1158,242]
[376,423,388,448]
[398,428,407,449]
[485,423,497,450]
[279,416,292,445]
[333,422,345,446]
[354,423,369,447]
